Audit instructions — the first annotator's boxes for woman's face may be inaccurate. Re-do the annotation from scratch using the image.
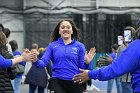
[59,21,73,40]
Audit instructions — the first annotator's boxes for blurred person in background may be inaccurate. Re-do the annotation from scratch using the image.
[24,43,38,81]
[9,40,26,93]
[25,44,52,93]
[116,26,136,93]
[106,44,122,93]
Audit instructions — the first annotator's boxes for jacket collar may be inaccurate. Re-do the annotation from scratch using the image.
[58,37,75,45]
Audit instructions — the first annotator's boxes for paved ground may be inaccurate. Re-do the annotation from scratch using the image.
[20,84,117,93]
[20,80,117,93]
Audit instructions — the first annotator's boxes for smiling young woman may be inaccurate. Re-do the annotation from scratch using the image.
[30,19,96,93]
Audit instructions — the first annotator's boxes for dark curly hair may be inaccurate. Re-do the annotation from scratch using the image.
[0,31,7,51]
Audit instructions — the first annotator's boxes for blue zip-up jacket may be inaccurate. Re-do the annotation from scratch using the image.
[0,55,12,68]
[35,38,88,80]
[88,39,140,92]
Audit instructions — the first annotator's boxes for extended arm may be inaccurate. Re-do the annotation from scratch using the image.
[73,40,140,83]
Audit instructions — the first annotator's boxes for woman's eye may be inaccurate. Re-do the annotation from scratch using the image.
[66,26,71,29]
[61,26,65,29]
[60,25,71,29]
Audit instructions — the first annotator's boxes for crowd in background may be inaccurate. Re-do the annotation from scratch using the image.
[0,18,140,93]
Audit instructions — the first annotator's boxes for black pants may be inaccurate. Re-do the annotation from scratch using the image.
[48,78,84,93]
[82,79,92,90]
[29,84,44,93]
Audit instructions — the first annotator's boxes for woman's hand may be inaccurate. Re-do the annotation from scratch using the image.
[84,47,96,64]
[21,48,31,62]
[30,49,38,62]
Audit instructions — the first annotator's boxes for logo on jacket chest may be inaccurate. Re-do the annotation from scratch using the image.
[71,47,78,54]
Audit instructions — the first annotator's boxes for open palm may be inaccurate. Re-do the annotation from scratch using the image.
[84,47,96,64]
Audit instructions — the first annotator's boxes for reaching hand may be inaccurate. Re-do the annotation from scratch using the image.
[30,50,38,62]
[106,56,113,63]
[84,47,96,64]
[21,48,31,61]
[73,69,89,84]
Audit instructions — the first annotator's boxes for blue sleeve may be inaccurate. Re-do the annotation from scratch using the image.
[88,40,140,80]
[88,60,94,70]
[78,43,88,69]
[13,51,26,66]
[34,44,53,68]
[0,55,13,68]
[109,53,116,60]
[20,61,26,66]
[13,51,21,56]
